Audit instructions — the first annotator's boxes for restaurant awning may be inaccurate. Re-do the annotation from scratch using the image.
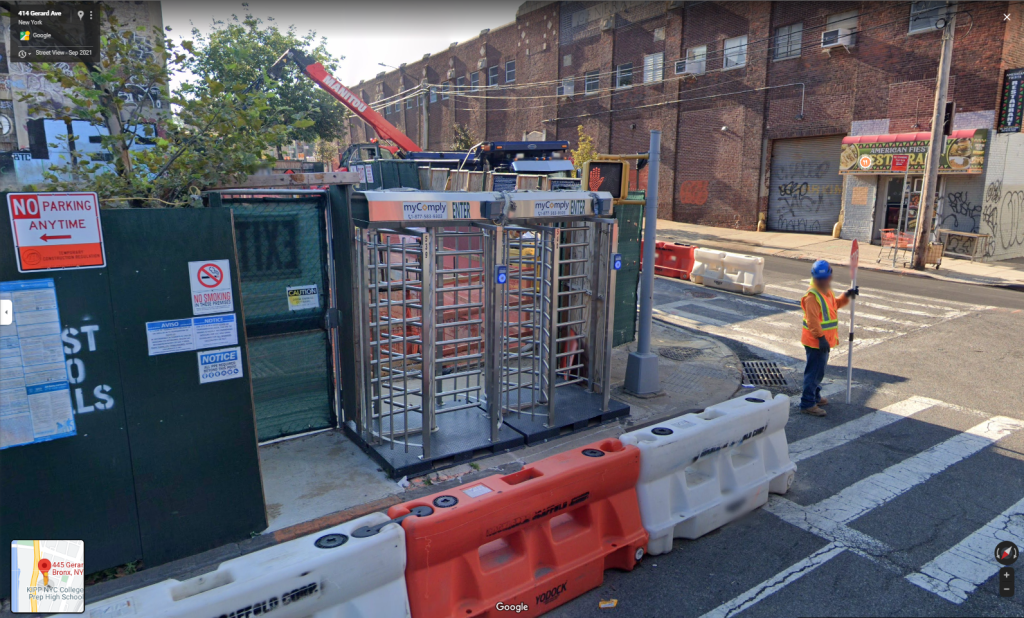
[839,129,987,174]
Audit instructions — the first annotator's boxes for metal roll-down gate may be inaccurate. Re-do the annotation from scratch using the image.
[342,189,630,477]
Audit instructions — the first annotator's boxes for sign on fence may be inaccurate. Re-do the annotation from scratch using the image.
[6,192,105,272]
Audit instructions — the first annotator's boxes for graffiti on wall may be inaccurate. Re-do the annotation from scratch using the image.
[980,180,1024,258]
[679,180,709,206]
[939,191,981,233]
[769,158,843,233]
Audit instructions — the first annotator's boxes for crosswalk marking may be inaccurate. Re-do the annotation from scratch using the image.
[786,416,1024,529]
[788,396,942,463]
[699,543,846,618]
[906,495,1024,603]
[711,409,1024,617]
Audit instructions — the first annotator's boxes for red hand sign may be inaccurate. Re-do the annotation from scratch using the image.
[589,167,605,191]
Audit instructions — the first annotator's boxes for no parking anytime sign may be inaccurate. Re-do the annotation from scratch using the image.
[188,260,233,315]
[7,192,105,272]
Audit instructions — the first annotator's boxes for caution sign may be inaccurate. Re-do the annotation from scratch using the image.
[7,192,105,272]
[188,260,233,316]
[287,284,319,311]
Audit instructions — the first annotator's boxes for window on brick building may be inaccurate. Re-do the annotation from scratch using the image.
[429,86,437,103]
[505,60,516,82]
[557,77,575,96]
[644,52,664,83]
[826,10,858,46]
[909,1,947,34]
[456,76,465,92]
[654,27,666,42]
[616,63,633,88]
[470,71,480,91]
[724,35,748,69]
[442,82,450,100]
[677,45,707,75]
[488,66,499,86]
[563,54,573,67]
[406,96,413,109]
[585,70,600,94]
[774,22,803,59]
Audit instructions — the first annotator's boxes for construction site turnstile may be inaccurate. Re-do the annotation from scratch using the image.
[343,189,629,477]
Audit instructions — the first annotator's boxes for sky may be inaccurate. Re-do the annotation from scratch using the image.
[162,0,521,89]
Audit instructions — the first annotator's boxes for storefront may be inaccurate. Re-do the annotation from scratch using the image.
[838,129,988,245]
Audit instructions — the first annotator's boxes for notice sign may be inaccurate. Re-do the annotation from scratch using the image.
[7,192,105,272]
[197,346,244,384]
[0,279,76,450]
[287,284,319,311]
[891,154,909,172]
[188,260,233,316]
[145,314,238,356]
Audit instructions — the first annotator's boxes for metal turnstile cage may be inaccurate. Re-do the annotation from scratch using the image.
[345,190,630,477]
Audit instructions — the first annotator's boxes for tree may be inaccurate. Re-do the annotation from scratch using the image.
[15,7,307,206]
[312,138,341,165]
[449,123,477,151]
[570,125,598,173]
[186,8,348,144]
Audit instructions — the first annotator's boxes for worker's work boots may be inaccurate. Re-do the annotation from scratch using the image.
[801,405,827,417]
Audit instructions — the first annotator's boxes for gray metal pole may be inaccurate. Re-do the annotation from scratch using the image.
[624,130,661,396]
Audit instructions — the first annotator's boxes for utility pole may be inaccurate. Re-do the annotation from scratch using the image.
[420,81,429,151]
[913,5,956,270]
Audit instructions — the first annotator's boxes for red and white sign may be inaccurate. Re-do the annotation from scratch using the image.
[858,155,873,169]
[188,260,233,315]
[7,192,105,272]
[890,154,910,172]
[850,238,860,282]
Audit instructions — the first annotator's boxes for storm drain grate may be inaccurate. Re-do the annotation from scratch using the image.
[741,360,788,387]
[659,346,703,361]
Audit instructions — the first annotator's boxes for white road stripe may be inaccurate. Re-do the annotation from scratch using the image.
[788,396,942,463]
[788,381,850,408]
[653,306,728,327]
[776,416,1024,535]
[725,413,1024,617]
[769,283,986,312]
[906,496,1024,604]
[699,543,847,618]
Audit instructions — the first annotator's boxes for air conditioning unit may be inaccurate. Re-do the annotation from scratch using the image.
[684,59,706,75]
[821,28,854,49]
[477,58,486,70]
[600,18,614,31]
[447,69,456,79]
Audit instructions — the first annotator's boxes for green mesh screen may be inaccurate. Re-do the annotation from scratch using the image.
[614,201,643,347]
[219,196,333,442]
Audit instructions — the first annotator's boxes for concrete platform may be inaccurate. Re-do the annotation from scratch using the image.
[502,385,630,444]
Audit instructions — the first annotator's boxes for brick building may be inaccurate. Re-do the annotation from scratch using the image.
[349,1,1024,260]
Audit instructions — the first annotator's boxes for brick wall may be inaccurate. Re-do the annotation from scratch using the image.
[348,1,1015,237]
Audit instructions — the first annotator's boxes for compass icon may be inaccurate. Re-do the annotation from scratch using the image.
[996,541,1019,566]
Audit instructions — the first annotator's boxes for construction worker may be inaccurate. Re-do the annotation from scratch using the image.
[800,260,859,417]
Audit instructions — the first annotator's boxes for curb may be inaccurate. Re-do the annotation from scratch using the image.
[661,234,1023,291]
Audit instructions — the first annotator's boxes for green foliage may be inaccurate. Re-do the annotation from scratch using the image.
[449,123,477,151]
[312,138,341,164]
[570,125,598,172]
[186,8,348,143]
[16,7,314,206]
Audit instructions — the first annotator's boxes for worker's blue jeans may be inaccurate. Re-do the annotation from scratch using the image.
[802,346,829,409]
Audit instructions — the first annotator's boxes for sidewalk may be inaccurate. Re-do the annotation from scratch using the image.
[43,323,741,613]
[656,219,1024,289]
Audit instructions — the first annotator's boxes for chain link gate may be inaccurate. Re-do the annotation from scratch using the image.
[208,190,337,443]
[344,190,629,477]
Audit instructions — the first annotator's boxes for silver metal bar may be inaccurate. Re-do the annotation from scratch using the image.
[420,230,435,459]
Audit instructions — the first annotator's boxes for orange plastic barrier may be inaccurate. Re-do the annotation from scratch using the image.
[388,438,648,618]
[656,243,697,280]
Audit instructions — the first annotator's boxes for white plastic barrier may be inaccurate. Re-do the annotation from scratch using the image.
[690,248,765,295]
[85,512,411,618]
[619,390,796,555]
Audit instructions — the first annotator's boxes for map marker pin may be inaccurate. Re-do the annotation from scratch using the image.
[38,558,51,586]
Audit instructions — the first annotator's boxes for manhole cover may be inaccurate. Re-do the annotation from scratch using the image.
[741,360,788,387]
[684,289,717,299]
[659,346,703,361]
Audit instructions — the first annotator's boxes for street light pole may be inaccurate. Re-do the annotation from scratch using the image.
[624,130,661,396]
[913,5,957,270]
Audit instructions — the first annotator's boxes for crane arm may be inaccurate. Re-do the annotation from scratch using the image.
[268,49,423,153]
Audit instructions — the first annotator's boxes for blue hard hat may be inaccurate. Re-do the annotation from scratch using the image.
[811,260,833,279]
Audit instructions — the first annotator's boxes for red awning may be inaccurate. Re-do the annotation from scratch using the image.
[842,129,979,144]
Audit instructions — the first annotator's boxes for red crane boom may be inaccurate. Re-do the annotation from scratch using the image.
[268,49,423,153]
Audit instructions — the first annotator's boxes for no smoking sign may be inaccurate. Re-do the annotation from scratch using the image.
[188,260,233,315]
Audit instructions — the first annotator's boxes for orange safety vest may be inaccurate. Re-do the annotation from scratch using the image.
[801,286,839,349]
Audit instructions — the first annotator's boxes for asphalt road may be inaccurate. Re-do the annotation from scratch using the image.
[551,255,1024,617]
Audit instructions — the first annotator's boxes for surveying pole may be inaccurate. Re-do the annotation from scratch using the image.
[913,5,956,270]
